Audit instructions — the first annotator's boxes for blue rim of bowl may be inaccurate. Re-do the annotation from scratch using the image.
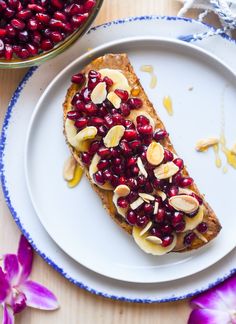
[0,15,236,303]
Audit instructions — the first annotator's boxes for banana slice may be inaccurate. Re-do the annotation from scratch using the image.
[128,110,155,129]
[99,69,131,93]
[65,120,97,152]
[133,227,177,255]
[183,206,204,232]
[89,153,113,190]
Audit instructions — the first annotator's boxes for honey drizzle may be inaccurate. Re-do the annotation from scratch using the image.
[140,65,157,89]
[163,96,173,116]
[213,144,222,168]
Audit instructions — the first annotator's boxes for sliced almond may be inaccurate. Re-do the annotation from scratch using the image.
[139,193,155,202]
[154,201,159,214]
[169,195,199,214]
[194,229,208,243]
[107,91,121,109]
[103,125,125,148]
[74,126,97,151]
[91,82,107,104]
[154,162,179,180]
[178,188,193,195]
[146,142,164,166]
[137,157,148,178]
[89,153,113,190]
[195,137,219,152]
[99,69,131,93]
[157,190,167,201]
[145,236,162,244]
[114,185,130,197]
[139,221,152,237]
[130,197,144,210]
[63,156,77,181]
[128,110,155,129]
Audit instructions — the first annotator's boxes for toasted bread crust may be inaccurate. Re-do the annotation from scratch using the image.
[63,54,221,252]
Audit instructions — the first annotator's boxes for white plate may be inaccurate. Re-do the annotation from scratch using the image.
[1,16,236,301]
[25,36,236,283]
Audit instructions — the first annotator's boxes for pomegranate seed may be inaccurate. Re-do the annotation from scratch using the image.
[184,232,196,246]
[190,193,203,205]
[126,210,137,225]
[162,235,174,247]
[119,140,132,156]
[51,0,64,10]
[174,221,186,232]
[93,171,105,185]
[172,172,183,186]
[112,113,125,126]
[161,224,173,235]
[98,105,108,117]
[119,103,130,117]
[164,149,174,162]
[113,165,123,176]
[89,70,101,79]
[26,43,38,56]
[84,0,96,11]
[97,125,107,137]
[111,174,119,187]
[128,98,143,109]
[97,159,109,171]
[74,117,88,129]
[81,152,91,165]
[154,208,165,223]
[137,115,150,126]
[167,185,179,197]
[131,166,139,176]
[171,212,184,226]
[31,31,41,45]
[84,103,98,116]
[11,18,25,30]
[137,175,146,187]
[8,0,19,9]
[110,147,120,158]
[88,77,100,90]
[129,139,141,151]
[143,203,154,214]
[153,129,168,141]
[103,76,113,87]
[180,177,194,187]
[197,222,208,233]
[0,1,7,11]
[18,30,29,42]
[118,176,126,185]
[153,178,162,189]
[27,18,39,30]
[53,11,66,22]
[98,146,111,158]
[150,227,163,238]
[137,125,153,136]
[89,141,100,154]
[65,4,83,15]
[71,93,82,106]
[136,215,149,228]
[173,158,184,170]
[40,38,53,51]
[0,28,7,37]
[49,18,65,30]
[50,30,63,43]
[104,114,114,128]
[124,120,135,129]
[117,197,129,209]
[103,169,113,181]
[127,191,139,203]
[74,100,85,112]
[155,196,162,204]
[123,129,138,141]
[71,13,88,28]
[4,7,15,19]
[80,88,91,103]
[113,157,122,166]
[188,208,200,218]
[126,157,137,167]
[114,89,129,101]
[4,44,13,60]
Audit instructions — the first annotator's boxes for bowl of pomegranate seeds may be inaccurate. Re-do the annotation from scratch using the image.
[0,0,104,68]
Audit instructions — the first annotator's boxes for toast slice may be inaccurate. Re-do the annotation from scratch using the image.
[63,53,221,255]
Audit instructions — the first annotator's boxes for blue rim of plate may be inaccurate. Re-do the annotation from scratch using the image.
[0,15,236,303]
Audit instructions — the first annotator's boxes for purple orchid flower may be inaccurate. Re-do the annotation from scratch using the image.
[0,235,59,324]
[188,275,236,324]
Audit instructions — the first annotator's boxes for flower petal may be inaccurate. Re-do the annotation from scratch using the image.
[188,309,231,324]
[17,235,33,281]
[0,268,10,303]
[3,254,19,285]
[20,280,59,310]
[11,291,27,314]
[191,275,236,311]
[3,304,14,324]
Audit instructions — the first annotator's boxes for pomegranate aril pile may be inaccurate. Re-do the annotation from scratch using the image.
[0,0,96,60]
[66,68,208,249]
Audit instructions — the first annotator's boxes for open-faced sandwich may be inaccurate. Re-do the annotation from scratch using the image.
[63,53,221,255]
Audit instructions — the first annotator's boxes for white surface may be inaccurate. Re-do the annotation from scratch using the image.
[25,37,236,283]
[2,16,236,300]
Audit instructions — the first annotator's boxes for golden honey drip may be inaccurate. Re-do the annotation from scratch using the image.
[213,144,222,168]
[131,86,141,97]
[220,133,236,169]
[67,165,84,188]
[163,96,173,116]
[223,166,228,174]
[140,65,157,89]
